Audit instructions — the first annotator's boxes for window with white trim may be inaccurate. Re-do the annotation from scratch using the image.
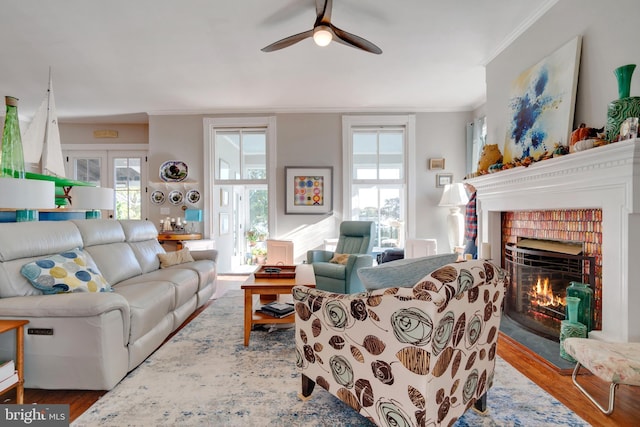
[343,115,415,251]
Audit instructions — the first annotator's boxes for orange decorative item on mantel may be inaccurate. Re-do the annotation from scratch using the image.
[569,123,606,153]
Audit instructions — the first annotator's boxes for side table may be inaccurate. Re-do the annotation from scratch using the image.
[0,319,29,404]
[157,232,202,250]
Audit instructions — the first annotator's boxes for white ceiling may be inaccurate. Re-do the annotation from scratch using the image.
[0,0,556,124]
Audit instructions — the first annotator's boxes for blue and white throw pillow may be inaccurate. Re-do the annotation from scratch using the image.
[21,248,112,294]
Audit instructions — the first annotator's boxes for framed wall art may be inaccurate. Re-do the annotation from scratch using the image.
[436,173,453,188]
[428,158,445,170]
[285,166,333,214]
[503,36,582,163]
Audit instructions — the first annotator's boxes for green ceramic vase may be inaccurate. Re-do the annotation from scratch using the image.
[566,282,593,331]
[614,64,636,99]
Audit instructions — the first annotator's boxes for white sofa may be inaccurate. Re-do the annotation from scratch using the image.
[0,219,217,390]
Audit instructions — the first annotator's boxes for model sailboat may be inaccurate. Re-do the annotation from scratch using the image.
[22,70,66,177]
[21,70,91,206]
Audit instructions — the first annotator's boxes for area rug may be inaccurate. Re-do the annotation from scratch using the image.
[73,290,588,427]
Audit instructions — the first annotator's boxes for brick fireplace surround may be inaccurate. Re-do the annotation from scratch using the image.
[467,138,640,343]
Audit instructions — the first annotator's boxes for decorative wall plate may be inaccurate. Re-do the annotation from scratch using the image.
[168,190,183,205]
[151,190,165,204]
[186,189,201,204]
[159,160,188,182]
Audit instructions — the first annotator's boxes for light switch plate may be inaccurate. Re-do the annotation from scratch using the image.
[160,207,170,215]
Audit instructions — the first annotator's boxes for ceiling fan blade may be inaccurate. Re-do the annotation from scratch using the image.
[315,0,332,25]
[261,29,314,52]
[331,24,382,54]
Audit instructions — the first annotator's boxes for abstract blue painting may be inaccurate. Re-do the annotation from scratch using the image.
[503,36,582,163]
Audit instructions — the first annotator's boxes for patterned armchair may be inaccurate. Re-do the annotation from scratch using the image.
[293,259,507,426]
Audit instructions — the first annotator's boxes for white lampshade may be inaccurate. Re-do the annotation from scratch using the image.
[313,25,333,46]
[0,177,55,209]
[438,183,470,207]
[71,186,114,210]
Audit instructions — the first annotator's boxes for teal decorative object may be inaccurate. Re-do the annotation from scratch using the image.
[606,64,640,142]
[565,296,580,323]
[0,96,26,178]
[566,282,593,331]
[559,320,587,362]
[614,64,636,99]
[559,296,587,362]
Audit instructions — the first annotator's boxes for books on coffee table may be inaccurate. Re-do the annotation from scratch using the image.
[259,301,294,318]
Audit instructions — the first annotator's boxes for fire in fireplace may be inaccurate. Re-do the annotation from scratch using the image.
[504,240,595,341]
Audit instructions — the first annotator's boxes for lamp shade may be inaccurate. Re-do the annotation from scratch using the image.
[438,183,469,207]
[71,186,115,210]
[184,209,203,222]
[0,177,55,209]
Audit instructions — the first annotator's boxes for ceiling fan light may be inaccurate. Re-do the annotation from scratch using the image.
[313,26,333,47]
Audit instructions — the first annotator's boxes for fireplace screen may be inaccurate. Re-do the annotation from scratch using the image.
[504,241,595,341]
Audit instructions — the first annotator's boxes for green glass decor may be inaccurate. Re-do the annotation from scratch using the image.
[606,64,640,142]
[566,281,593,332]
[615,64,636,99]
[1,96,26,178]
[559,296,587,362]
[565,296,580,323]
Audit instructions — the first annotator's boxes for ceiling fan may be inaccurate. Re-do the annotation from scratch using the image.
[261,0,382,54]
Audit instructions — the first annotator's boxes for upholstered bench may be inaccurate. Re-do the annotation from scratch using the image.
[563,338,640,414]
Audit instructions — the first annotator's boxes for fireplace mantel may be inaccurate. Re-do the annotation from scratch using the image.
[468,138,640,343]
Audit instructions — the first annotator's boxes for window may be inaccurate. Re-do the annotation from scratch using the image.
[343,115,416,251]
[64,147,148,220]
[215,130,266,180]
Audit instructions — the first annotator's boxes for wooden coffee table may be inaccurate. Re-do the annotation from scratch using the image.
[241,265,315,346]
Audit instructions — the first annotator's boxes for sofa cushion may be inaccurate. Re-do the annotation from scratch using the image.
[158,248,195,268]
[20,248,111,294]
[358,253,458,291]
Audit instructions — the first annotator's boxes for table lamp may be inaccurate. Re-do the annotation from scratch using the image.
[0,177,55,221]
[438,182,470,251]
[71,186,115,219]
[184,209,203,233]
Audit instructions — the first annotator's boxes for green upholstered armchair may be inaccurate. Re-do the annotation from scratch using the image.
[306,221,374,294]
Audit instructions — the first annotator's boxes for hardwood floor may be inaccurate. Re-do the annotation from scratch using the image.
[4,277,638,425]
[498,333,640,426]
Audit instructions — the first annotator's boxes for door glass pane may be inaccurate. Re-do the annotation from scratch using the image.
[74,158,101,185]
[114,157,141,219]
[215,131,240,180]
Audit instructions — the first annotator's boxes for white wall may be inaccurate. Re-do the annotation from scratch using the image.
[142,112,470,254]
[53,106,470,257]
[486,0,640,152]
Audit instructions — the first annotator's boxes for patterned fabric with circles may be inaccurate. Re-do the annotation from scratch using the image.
[293,259,507,427]
[21,248,112,294]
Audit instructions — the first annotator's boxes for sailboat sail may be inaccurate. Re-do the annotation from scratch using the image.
[21,72,66,177]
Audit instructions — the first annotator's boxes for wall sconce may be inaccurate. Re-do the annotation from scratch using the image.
[71,186,115,219]
[0,177,55,221]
